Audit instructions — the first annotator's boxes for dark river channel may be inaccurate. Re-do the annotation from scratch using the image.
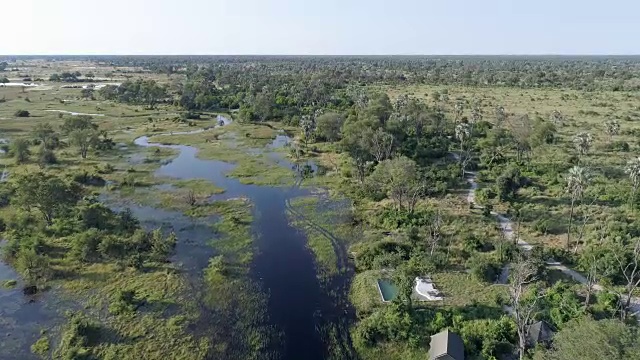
[0,117,352,360]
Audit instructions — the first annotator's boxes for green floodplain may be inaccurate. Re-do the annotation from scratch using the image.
[1,56,640,360]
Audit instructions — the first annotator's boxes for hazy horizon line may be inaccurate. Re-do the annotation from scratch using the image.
[2,53,640,57]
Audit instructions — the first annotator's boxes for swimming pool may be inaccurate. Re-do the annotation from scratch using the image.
[376,279,398,302]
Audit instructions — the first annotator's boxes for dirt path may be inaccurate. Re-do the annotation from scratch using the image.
[457,155,640,320]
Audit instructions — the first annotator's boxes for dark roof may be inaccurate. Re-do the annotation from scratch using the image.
[527,320,555,344]
[429,329,465,360]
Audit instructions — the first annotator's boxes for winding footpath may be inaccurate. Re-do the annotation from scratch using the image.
[456,155,640,320]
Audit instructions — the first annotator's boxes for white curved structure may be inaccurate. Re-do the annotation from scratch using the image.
[415,277,443,301]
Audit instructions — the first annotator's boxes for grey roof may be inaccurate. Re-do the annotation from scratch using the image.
[527,320,555,344]
[429,329,465,360]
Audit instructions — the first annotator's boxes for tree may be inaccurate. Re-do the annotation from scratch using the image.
[15,248,51,284]
[0,61,7,71]
[80,88,94,100]
[573,132,593,157]
[365,93,392,124]
[455,122,471,152]
[299,115,316,148]
[12,172,82,225]
[495,106,506,127]
[368,156,424,213]
[38,145,57,167]
[70,129,99,159]
[534,318,640,360]
[508,257,544,360]
[455,122,472,177]
[11,138,31,164]
[454,101,464,123]
[496,166,525,201]
[613,237,640,322]
[625,157,640,211]
[531,120,556,147]
[69,229,102,263]
[604,120,620,141]
[149,229,177,262]
[565,166,590,250]
[315,112,344,142]
[32,123,58,150]
[61,115,97,135]
[470,103,483,124]
[369,128,394,163]
[253,90,273,122]
[0,77,9,86]
[508,114,533,161]
[341,120,375,182]
[426,210,443,255]
[579,246,609,310]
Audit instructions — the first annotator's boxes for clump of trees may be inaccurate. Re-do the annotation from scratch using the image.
[49,71,82,82]
[1,171,177,290]
[8,116,114,166]
[99,79,167,108]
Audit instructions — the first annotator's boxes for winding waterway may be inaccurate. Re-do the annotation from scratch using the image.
[133,117,352,359]
[0,116,353,359]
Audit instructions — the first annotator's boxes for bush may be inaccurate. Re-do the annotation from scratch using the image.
[14,109,30,117]
[605,140,630,152]
[98,163,115,174]
[109,289,140,315]
[69,229,102,263]
[475,188,496,205]
[463,234,493,253]
[181,111,201,120]
[72,171,106,186]
[38,148,57,166]
[31,335,50,357]
[532,217,550,235]
[467,253,501,282]
[54,312,101,358]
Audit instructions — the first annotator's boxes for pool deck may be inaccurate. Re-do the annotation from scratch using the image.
[376,276,445,303]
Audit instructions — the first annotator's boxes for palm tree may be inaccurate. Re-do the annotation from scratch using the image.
[495,106,506,127]
[454,101,464,123]
[625,157,640,211]
[604,120,620,142]
[471,104,483,124]
[456,122,472,177]
[573,132,593,157]
[566,166,591,249]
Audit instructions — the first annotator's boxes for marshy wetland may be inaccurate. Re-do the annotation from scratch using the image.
[2,56,640,360]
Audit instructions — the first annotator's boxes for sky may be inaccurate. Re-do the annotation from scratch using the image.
[3,0,639,55]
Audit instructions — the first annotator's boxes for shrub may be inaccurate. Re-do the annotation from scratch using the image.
[14,109,30,117]
[605,140,630,152]
[181,111,201,120]
[69,229,102,263]
[38,148,57,166]
[463,234,493,253]
[98,163,115,174]
[54,312,101,358]
[109,289,140,315]
[72,171,106,186]
[31,335,50,357]
[532,217,550,235]
[467,253,501,282]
